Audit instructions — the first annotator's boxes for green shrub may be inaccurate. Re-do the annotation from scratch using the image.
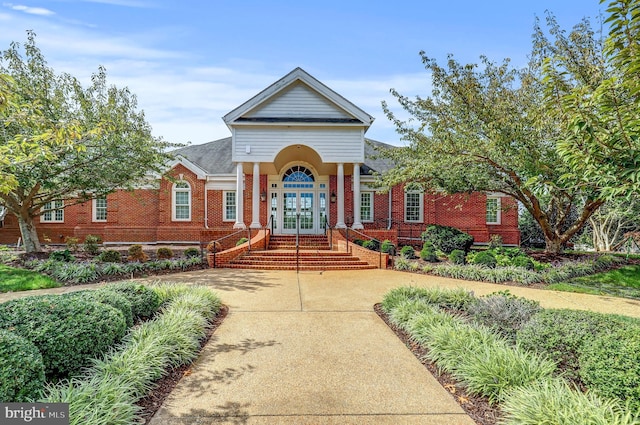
[362,239,379,251]
[98,249,122,263]
[393,257,413,270]
[49,249,75,262]
[0,329,45,402]
[65,237,80,252]
[183,247,200,258]
[466,291,541,341]
[236,237,248,246]
[517,309,638,383]
[400,245,416,259]
[511,255,535,270]
[420,242,438,262]
[102,282,161,321]
[501,378,639,425]
[381,286,474,313]
[580,326,640,412]
[0,295,126,379]
[381,239,395,254]
[449,249,466,265]
[64,289,134,328]
[470,250,497,268]
[127,244,148,262]
[83,235,102,255]
[421,224,474,254]
[156,247,174,259]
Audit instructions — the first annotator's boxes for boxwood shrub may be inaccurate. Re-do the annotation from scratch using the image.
[517,309,639,383]
[98,249,122,263]
[400,245,416,259]
[471,250,497,268]
[0,329,45,402]
[101,282,161,321]
[421,224,474,254]
[0,295,126,379]
[63,289,134,328]
[183,247,200,258]
[579,326,640,412]
[420,242,438,262]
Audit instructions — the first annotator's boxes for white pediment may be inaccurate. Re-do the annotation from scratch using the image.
[223,68,374,127]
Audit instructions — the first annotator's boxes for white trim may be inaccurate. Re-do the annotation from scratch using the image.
[486,196,501,225]
[223,68,375,126]
[404,191,424,223]
[167,156,208,180]
[360,192,374,223]
[41,200,64,223]
[223,190,237,222]
[92,197,107,222]
[172,181,191,222]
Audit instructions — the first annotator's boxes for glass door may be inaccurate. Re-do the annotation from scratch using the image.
[299,192,314,233]
[283,192,297,232]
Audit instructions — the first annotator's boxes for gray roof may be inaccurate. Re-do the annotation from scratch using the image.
[172,137,396,175]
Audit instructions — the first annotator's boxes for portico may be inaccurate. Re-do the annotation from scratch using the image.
[224,67,373,234]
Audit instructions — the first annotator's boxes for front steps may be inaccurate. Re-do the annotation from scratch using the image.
[225,235,377,271]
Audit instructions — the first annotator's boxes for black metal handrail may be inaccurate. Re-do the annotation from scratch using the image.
[296,213,300,273]
[323,218,332,250]
[209,228,252,268]
[264,215,274,250]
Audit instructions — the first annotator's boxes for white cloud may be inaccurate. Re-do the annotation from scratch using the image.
[2,3,55,16]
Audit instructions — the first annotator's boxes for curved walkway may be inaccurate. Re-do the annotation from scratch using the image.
[2,269,639,424]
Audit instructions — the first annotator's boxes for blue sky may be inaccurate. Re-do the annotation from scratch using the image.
[1,0,604,146]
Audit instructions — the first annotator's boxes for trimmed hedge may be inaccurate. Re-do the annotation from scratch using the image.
[421,224,474,254]
[517,309,638,383]
[0,295,126,379]
[580,326,640,413]
[63,289,134,328]
[0,329,45,402]
[102,282,162,321]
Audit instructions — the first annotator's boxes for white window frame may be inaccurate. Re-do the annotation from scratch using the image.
[361,192,374,222]
[486,196,501,224]
[41,200,64,223]
[172,181,191,221]
[404,191,424,223]
[93,197,107,222]
[223,190,236,222]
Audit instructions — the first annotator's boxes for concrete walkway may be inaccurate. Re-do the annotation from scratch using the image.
[2,269,639,424]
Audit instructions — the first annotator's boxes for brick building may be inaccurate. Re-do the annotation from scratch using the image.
[0,68,519,248]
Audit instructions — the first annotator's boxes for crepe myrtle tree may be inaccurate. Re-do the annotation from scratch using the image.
[0,32,177,253]
[376,14,619,253]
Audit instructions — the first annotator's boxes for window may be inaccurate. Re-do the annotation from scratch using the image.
[486,197,501,224]
[224,191,236,221]
[361,192,373,222]
[93,197,107,222]
[404,192,423,223]
[42,200,64,222]
[172,181,191,221]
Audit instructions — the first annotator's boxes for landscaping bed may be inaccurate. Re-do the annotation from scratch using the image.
[378,286,640,424]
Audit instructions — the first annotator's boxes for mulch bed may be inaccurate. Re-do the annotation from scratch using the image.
[374,303,500,425]
[136,305,228,424]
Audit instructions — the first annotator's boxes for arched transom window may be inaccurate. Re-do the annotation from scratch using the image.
[173,180,191,221]
[283,166,314,188]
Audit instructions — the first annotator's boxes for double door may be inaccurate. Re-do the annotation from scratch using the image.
[275,191,327,234]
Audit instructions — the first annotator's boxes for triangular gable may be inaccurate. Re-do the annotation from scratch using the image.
[167,156,208,180]
[223,68,375,126]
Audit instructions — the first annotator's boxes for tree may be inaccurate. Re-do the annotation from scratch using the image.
[542,0,640,199]
[0,32,176,252]
[586,198,640,251]
[378,20,608,253]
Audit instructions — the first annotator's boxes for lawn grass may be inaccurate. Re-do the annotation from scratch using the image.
[0,265,61,293]
[551,264,640,299]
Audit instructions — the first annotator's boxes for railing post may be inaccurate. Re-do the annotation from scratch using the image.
[346,227,349,253]
[247,229,251,252]
[296,213,300,273]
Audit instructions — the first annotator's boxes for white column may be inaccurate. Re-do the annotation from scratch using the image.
[352,163,363,229]
[250,162,261,228]
[336,163,346,228]
[233,162,246,229]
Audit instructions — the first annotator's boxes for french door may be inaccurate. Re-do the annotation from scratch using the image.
[283,192,314,234]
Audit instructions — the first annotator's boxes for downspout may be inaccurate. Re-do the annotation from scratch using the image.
[204,180,209,229]
[387,186,392,230]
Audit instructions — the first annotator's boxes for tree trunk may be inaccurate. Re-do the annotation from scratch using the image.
[544,236,563,254]
[17,213,42,253]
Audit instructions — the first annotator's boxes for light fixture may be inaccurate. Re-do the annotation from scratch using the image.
[330,191,337,203]
[260,191,267,202]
